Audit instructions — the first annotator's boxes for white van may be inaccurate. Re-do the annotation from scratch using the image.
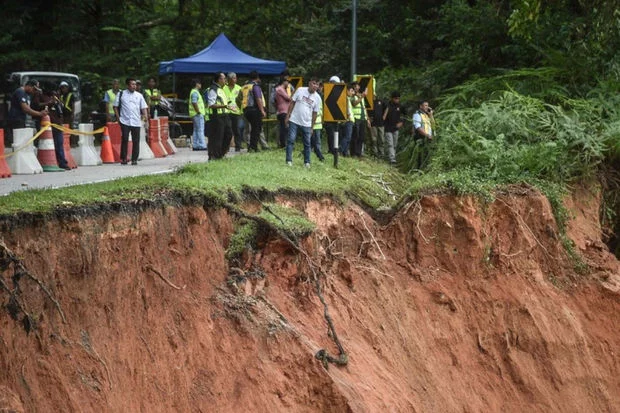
[5,71,82,129]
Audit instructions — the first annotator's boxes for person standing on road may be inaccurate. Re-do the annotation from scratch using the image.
[223,72,243,152]
[188,79,207,151]
[383,91,403,165]
[103,79,120,122]
[243,71,267,152]
[144,77,162,118]
[59,81,75,126]
[114,78,148,165]
[38,89,70,169]
[412,100,434,169]
[285,77,322,168]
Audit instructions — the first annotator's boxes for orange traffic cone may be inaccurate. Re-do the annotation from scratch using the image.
[0,129,12,178]
[37,115,64,172]
[100,127,115,164]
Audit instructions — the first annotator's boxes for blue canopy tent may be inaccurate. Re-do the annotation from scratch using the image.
[159,33,286,92]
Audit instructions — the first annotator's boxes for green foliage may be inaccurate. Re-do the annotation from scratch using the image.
[259,204,316,239]
[0,149,404,215]
[401,69,619,187]
[226,219,259,261]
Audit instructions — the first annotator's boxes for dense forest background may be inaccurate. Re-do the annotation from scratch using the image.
[1,0,619,254]
[1,0,618,101]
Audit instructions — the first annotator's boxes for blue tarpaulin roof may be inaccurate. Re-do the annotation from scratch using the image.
[159,33,286,75]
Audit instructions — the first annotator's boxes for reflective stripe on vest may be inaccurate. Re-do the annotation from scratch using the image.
[351,96,362,120]
[62,92,73,113]
[223,84,242,115]
[210,85,229,115]
[188,88,205,118]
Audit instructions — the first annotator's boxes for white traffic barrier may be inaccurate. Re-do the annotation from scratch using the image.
[73,123,102,166]
[7,128,43,174]
[139,125,154,160]
[166,135,178,154]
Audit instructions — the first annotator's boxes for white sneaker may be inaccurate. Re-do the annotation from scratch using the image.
[286,161,292,166]
[304,163,310,169]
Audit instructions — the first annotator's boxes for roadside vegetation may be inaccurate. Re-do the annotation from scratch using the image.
[0,152,406,216]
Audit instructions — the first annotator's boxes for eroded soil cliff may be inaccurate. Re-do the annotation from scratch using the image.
[0,187,618,412]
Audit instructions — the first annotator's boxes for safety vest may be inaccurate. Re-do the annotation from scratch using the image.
[106,89,117,115]
[188,88,205,118]
[314,106,322,130]
[223,84,242,115]
[145,88,160,107]
[209,84,229,116]
[415,110,432,138]
[347,98,355,122]
[351,96,363,120]
[239,81,265,110]
[62,92,73,113]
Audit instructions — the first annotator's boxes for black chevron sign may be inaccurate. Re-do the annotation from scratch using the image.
[355,75,374,111]
[323,83,347,122]
[289,76,303,91]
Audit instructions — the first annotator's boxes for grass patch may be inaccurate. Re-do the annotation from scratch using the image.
[259,203,315,239]
[0,149,404,216]
[226,219,259,262]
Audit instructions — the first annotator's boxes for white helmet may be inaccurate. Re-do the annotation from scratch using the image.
[329,76,341,83]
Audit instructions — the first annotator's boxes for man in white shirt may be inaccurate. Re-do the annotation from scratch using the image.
[284,78,322,168]
[114,78,148,165]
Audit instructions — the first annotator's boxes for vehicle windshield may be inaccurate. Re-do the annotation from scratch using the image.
[21,74,81,100]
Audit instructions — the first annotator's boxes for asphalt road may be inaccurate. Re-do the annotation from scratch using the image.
[0,146,214,196]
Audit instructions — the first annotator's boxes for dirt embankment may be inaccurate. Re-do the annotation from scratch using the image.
[0,187,618,412]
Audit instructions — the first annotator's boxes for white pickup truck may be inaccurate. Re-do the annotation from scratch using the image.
[3,71,82,130]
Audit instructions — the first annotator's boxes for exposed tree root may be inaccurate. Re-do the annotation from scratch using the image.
[0,238,67,327]
[145,264,186,290]
[225,200,349,369]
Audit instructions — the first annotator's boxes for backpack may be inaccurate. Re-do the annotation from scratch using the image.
[237,82,256,110]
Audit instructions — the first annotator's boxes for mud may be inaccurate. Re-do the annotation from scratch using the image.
[0,186,618,412]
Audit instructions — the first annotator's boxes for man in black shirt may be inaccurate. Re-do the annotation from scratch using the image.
[370,96,386,159]
[383,91,403,164]
[6,79,47,144]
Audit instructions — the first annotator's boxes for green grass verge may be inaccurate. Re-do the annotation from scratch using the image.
[0,149,407,215]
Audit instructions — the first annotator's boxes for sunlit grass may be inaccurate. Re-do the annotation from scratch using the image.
[0,149,407,215]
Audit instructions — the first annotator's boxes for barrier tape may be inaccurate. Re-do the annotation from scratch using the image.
[0,123,105,159]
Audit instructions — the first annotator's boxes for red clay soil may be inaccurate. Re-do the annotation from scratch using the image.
[0,186,618,412]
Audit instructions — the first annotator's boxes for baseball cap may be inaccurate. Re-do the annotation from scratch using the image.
[329,76,341,83]
[26,79,41,90]
[59,81,69,87]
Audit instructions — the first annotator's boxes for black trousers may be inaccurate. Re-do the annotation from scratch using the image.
[120,123,141,162]
[351,120,366,157]
[277,113,288,148]
[229,114,242,150]
[244,108,263,151]
[209,114,232,159]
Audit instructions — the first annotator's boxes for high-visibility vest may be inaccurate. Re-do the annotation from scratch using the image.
[223,84,242,115]
[209,84,229,116]
[62,92,73,113]
[314,106,322,130]
[239,81,265,109]
[351,96,363,120]
[347,98,355,122]
[188,88,205,118]
[145,88,160,107]
[106,89,117,115]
